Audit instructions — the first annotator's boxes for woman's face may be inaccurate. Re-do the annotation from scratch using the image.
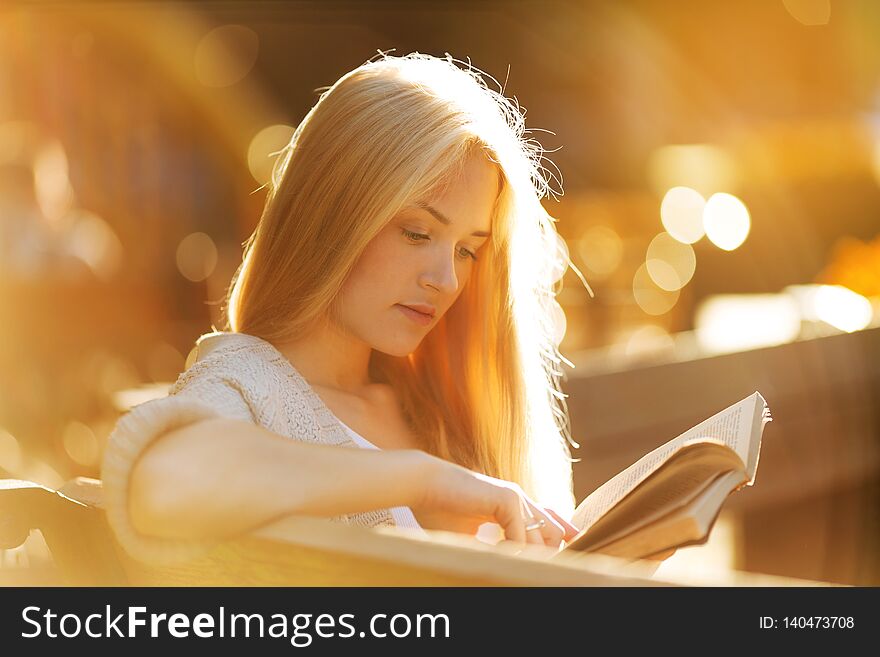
[333,152,499,356]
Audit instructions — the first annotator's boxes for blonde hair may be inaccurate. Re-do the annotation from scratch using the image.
[225,52,582,516]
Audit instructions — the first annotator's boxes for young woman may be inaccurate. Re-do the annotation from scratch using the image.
[101,52,588,566]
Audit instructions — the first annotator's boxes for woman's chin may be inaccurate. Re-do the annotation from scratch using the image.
[372,338,423,358]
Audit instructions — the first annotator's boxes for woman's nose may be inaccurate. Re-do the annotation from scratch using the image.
[420,249,459,295]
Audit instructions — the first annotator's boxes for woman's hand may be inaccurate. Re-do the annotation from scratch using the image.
[408,452,579,549]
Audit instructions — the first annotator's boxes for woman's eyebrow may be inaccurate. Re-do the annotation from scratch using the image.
[415,201,491,237]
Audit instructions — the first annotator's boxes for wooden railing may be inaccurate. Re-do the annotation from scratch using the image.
[566,327,880,584]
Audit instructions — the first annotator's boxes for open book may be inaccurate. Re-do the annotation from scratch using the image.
[558,392,771,561]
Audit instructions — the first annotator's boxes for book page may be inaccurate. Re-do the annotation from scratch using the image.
[572,392,765,532]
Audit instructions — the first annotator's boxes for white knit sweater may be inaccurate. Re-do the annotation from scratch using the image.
[100,331,397,565]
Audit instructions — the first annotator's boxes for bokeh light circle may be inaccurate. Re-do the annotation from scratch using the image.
[703,193,750,251]
[660,186,706,244]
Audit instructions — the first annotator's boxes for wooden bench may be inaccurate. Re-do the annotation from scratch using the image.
[0,477,830,587]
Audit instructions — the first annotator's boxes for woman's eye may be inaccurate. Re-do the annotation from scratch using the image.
[458,247,478,261]
[402,228,477,261]
[401,228,429,243]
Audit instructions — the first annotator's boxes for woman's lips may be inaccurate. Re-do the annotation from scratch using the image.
[395,304,434,326]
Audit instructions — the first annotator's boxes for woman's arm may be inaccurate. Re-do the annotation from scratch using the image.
[129,417,430,541]
[129,416,581,548]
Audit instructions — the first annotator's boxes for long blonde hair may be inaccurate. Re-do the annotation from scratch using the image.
[225,52,581,516]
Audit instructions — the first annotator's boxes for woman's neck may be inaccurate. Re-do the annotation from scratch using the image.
[272,321,374,397]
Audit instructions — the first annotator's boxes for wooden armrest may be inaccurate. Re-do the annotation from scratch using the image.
[2,478,831,586]
[0,478,127,585]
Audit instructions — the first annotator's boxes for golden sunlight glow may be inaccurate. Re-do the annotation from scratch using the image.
[509,238,577,515]
[660,186,706,244]
[653,513,738,582]
[646,232,696,291]
[695,294,801,355]
[813,285,873,333]
[782,0,831,26]
[392,54,513,154]
[112,384,173,413]
[787,283,875,333]
[67,210,124,280]
[703,193,751,251]
[543,232,570,285]
[633,263,679,315]
[647,144,737,199]
[194,25,260,88]
[247,123,295,185]
[62,420,99,467]
[33,139,74,223]
[624,324,675,359]
[577,225,623,278]
[0,428,22,474]
[176,231,218,282]
[548,298,567,346]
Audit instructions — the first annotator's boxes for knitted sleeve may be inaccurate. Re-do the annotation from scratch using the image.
[100,371,257,566]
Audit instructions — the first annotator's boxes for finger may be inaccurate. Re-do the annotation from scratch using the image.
[514,495,545,545]
[523,515,545,545]
[517,497,546,546]
[544,508,580,541]
[532,508,566,548]
[522,504,563,547]
[495,490,527,544]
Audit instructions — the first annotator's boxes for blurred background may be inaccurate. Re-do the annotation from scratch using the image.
[0,0,878,585]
